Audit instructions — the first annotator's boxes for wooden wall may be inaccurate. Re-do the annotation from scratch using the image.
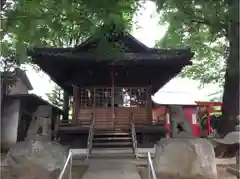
[72,86,152,130]
[76,107,151,130]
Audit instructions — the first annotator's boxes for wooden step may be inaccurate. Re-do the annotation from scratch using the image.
[92,147,133,152]
[93,137,132,141]
[114,128,131,131]
[94,132,131,136]
[92,142,132,147]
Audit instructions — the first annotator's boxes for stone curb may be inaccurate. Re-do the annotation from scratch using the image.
[227,167,240,178]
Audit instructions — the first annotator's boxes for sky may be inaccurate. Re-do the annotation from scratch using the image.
[25,1,221,104]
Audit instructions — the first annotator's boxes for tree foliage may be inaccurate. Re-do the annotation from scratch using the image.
[155,0,230,86]
[1,0,139,64]
[0,39,22,103]
[46,85,63,108]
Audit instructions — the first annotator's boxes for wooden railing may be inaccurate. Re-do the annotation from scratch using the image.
[131,114,137,156]
[87,115,95,159]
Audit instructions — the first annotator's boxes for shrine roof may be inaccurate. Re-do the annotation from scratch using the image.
[28,28,194,94]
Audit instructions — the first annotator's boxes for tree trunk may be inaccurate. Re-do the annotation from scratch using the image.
[63,90,69,121]
[1,74,7,115]
[218,3,240,136]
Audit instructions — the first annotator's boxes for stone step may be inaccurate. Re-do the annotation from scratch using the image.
[89,148,134,159]
[89,154,135,159]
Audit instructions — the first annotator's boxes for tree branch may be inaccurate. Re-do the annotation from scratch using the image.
[201,43,227,55]
[176,4,228,35]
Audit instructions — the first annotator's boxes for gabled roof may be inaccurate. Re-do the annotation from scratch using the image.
[28,27,193,61]
[73,30,151,53]
[7,93,63,113]
[28,26,194,94]
[15,68,33,90]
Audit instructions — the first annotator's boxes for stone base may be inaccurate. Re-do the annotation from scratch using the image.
[3,140,68,172]
[154,138,218,179]
[2,160,57,179]
[1,142,15,151]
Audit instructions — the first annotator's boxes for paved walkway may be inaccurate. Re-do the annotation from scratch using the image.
[81,159,141,179]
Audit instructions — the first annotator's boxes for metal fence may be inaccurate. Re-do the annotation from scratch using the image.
[58,151,156,179]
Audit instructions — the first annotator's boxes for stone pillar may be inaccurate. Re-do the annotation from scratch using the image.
[1,99,21,149]
[63,90,69,121]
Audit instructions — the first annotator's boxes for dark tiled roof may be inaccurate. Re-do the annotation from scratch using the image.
[29,50,193,61]
[27,28,194,94]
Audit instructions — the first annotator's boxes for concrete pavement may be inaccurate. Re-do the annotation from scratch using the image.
[81,159,141,179]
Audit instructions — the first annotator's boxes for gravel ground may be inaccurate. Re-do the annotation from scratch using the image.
[71,166,88,179]
[137,165,238,179]
[1,151,237,179]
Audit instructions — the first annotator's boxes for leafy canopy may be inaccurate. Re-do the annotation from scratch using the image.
[155,0,230,86]
[1,0,140,65]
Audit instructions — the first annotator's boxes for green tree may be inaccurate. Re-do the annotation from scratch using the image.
[1,0,139,60]
[155,0,239,136]
[46,85,64,108]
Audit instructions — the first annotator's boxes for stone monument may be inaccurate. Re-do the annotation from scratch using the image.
[168,105,193,138]
[26,105,52,141]
[154,138,218,179]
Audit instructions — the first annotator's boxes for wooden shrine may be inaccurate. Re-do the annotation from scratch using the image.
[28,26,194,149]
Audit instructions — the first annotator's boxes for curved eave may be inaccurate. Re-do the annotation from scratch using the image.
[28,48,194,94]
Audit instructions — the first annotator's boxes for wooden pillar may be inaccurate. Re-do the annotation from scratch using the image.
[111,71,115,128]
[63,90,69,121]
[147,85,152,124]
[72,86,79,124]
[207,106,211,134]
